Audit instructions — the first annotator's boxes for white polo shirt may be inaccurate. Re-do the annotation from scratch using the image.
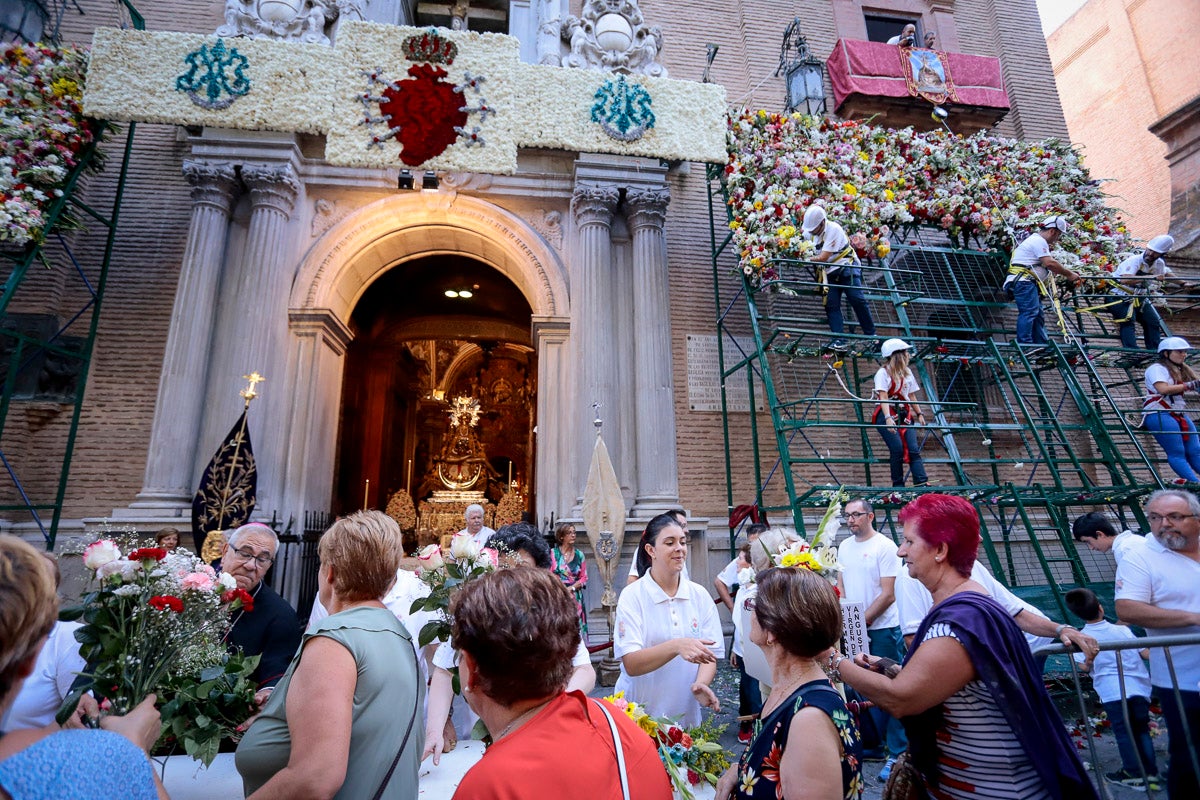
[1112,251,1172,296]
[1115,533,1200,689]
[1011,232,1050,281]
[1112,530,1147,565]
[838,532,901,630]
[716,557,739,588]
[614,575,724,727]
[894,560,1050,649]
[811,219,859,274]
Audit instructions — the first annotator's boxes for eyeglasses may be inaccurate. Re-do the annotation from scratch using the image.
[1146,512,1197,526]
[844,511,871,519]
[230,545,274,567]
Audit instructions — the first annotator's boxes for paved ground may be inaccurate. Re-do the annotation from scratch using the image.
[594,661,1171,799]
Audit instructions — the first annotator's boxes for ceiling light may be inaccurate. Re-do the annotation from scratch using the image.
[458,289,473,298]
[445,290,459,298]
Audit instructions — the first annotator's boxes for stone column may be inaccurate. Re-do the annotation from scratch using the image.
[199,162,301,514]
[626,187,680,513]
[533,316,571,519]
[570,185,620,502]
[127,161,239,512]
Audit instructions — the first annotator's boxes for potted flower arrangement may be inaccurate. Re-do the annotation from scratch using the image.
[57,538,259,765]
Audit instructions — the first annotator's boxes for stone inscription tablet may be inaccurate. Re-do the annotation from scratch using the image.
[686,333,766,413]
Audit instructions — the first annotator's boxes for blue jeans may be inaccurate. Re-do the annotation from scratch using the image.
[1012,278,1047,344]
[1111,297,1164,350]
[1145,411,1200,481]
[826,267,876,335]
[1103,696,1158,777]
[868,626,909,758]
[877,423,928,486]
[1158,688,1200,798]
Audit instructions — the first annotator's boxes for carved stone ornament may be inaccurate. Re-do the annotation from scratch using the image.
[560,0,667,77]
[217,0,366,46]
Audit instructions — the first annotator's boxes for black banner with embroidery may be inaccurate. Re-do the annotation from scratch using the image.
[191,410,257,553]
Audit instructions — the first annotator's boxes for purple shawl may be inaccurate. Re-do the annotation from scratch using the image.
[902,591,1098,800]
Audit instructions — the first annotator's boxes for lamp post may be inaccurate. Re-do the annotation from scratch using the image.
[776,18,826,115]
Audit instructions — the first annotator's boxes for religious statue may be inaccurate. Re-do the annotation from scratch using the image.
[434,395,499,490]
[560,0,667,77]
[217,0,366,46]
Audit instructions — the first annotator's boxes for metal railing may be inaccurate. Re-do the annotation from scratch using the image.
[1033,633,1200,798]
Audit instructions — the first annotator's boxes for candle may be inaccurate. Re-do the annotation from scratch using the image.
[507,461,513,488]
[406,459,413,494]
[364,479,370,509]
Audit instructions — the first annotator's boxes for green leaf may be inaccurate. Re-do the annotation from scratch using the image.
[54,686,87,726]
[199,665,225,682]
[59,603,86,622]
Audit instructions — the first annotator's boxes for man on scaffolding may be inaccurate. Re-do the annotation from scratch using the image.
[1109,234,1186,350]
[801,205,877,350]
[1004,215,1081,344]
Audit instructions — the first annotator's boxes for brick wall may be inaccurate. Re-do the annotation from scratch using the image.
[1047,0,1200,241]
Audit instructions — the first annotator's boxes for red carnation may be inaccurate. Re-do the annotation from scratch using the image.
[129,547,167,562]
[222,588,255,613]
[687,769,701,785]
[149,595,184,613]
[665,726,684,746]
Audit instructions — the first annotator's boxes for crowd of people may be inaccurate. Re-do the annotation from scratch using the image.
[1,490,1198,799]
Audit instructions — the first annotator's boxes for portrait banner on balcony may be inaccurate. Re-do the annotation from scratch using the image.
[899,47,961,105]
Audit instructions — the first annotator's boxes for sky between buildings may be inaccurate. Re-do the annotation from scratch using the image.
[1037,0,1089,36]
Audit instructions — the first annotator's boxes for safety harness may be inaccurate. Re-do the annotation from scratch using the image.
[872,373,916,463]
[817,244,859,305]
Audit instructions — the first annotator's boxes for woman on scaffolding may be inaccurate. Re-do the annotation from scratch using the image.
[1143,336,1200,483]
[872,339,929,487]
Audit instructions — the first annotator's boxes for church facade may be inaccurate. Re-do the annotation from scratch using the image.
[7,0,1070,577]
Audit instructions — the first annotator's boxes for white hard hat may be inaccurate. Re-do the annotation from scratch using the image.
[801,205,827,233]
[1158,336,1192,353]
[1040,215,1068,233]
[880,338,912,358]
[1147,234,1175,254]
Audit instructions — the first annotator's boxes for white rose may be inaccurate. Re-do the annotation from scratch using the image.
[449,532,480,562]
[417,543,444,571]
[97,558,140,582]
[83,539,121,570]
[737,567,756,586]
[217,572,238,591]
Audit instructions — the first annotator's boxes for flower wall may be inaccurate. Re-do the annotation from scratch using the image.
[726,110,1130,279]
[1,43,97,248]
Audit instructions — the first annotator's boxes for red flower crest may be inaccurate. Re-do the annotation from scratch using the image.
[129,548,168,562]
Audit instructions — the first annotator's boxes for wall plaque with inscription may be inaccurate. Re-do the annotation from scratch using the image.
[686,333,766,413]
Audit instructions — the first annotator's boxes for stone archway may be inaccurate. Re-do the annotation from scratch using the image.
[278,191,572,529]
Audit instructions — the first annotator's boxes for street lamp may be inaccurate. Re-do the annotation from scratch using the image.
[776,18,826,115]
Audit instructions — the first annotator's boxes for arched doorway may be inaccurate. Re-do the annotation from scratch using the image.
[333,254,535,523]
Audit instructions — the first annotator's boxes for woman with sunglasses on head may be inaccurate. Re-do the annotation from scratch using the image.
[1143,337,1200,482]
[614,513,723,727]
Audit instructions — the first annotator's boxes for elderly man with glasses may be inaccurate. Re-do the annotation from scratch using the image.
[1116,489,1200,798]
[222,522,303,692]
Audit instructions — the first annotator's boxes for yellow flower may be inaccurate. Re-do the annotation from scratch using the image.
[637,715,659,737]
[753,200,763,211]
[779,551,821,571]
[843,183,858,196]
[50,77,78,99]
[729,220,741,230]
[884,189,895,201]
[876,241,891,257]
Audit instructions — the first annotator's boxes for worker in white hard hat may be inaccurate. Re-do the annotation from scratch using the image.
[871,338,929,486]
[1109,234,1186,350]
[801,205,877,346]
[1142,336,1200,482]
[1005,215,1081,344]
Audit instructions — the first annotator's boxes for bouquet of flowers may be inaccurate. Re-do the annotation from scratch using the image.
[58,539,258,765]
[408,532,499,648]
[603,691,730,800]
[1,42,102,248]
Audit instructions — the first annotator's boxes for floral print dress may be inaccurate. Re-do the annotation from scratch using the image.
[735,678,863,800]
[552,545,588,636]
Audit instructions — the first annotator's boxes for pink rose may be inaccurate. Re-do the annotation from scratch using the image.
[83,539,121,570]
[181,572,214,592]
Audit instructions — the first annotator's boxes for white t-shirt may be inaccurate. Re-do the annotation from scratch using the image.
[1072,619,1152,704]
[1115,532,1200,689]
[0,621,85,730]
[432,639,591,671]
[837,533,900,630]
[895,560,1040,638]
[716,558,739,588]
[1011,232,1050,281]
[873,367,920,402]
[614,576,724,728]
[459,526,496,548]
[1144,362,1186,411]
[1112,252,1172,296]
[1112,530,1146,565]
[812,219,859,273]
[309,566,434,671]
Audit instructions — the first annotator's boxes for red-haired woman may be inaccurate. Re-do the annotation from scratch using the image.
[833,494,1096,800]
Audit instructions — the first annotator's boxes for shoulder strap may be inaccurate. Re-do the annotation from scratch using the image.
[594,700,632,800]
[372,644,421,800]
